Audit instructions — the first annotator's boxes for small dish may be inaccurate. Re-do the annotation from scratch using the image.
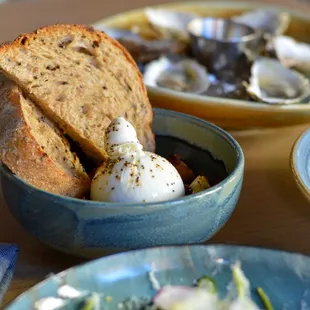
[290,128,310,202]
[188,17,261,76]
[5,245,310,310]
[1,108,244,258]
[93,1,310,130]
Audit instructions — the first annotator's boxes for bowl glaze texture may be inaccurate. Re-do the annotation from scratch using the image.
[5,245,310,310]
[291,128,310,202]
[1,109,244,258]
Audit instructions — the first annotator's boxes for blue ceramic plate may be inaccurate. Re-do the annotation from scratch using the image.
[291,128,310,202]
[5,245,310,310]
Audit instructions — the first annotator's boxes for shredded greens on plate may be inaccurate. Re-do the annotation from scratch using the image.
[34,263,273,310]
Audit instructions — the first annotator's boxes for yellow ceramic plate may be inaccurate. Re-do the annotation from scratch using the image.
[93,1,310,130]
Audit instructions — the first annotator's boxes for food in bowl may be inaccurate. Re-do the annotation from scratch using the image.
[90,116,211,203]
[96,8,310,105]
[33,263,273,310]
[0,109,242,255]
[90,116,185,203]
[0,24,217,203]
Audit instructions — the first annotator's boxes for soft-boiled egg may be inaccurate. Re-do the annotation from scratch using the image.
[90,117,185,203]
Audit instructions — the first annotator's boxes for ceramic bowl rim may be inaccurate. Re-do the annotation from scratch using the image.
[290,128,310,201]
[5,243,310,310]
[95,0,310,112]
[1,108,244,209]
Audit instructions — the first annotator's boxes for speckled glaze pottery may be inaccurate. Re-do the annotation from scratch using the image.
[291,128,310,202]
[1,109,244,258]
[5,245,310,310]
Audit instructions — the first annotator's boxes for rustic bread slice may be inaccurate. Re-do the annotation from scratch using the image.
[0,24,155,163]
[0,78,90,197]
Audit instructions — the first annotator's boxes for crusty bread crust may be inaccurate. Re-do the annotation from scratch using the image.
[0,79,90,197]
[0,24,155,163]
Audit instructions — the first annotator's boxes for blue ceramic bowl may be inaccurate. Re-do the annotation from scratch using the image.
[0,109,244,258]
[5,245,310,310]
[290,128,310,202]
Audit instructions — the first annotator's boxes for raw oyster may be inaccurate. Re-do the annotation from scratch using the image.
[143,57,210,94]
[95,25,188,63]
[233,9,290,37]
[272,35,310,75]
[144,8,197,41]
[245,57,310,104]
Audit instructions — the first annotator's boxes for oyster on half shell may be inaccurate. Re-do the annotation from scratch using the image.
[95,25,188,63]
[144,8,197,41]
[272,35,310,76]
[233,9,290,38]
[245,57,310,105]
[143,57,210,94]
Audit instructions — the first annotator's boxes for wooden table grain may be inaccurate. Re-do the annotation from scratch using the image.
[1,0,310,307]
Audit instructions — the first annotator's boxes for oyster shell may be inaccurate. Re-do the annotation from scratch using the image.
[96,26,141,41]
[272,35,310,75]
[143,57,210,94]
[233,9,290,37]
[130,24,165,41]
[144,8,197,41]
[95,25,188,63]
[245,57,310,104]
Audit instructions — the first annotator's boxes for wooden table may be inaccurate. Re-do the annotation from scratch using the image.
[1,0,310,307]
